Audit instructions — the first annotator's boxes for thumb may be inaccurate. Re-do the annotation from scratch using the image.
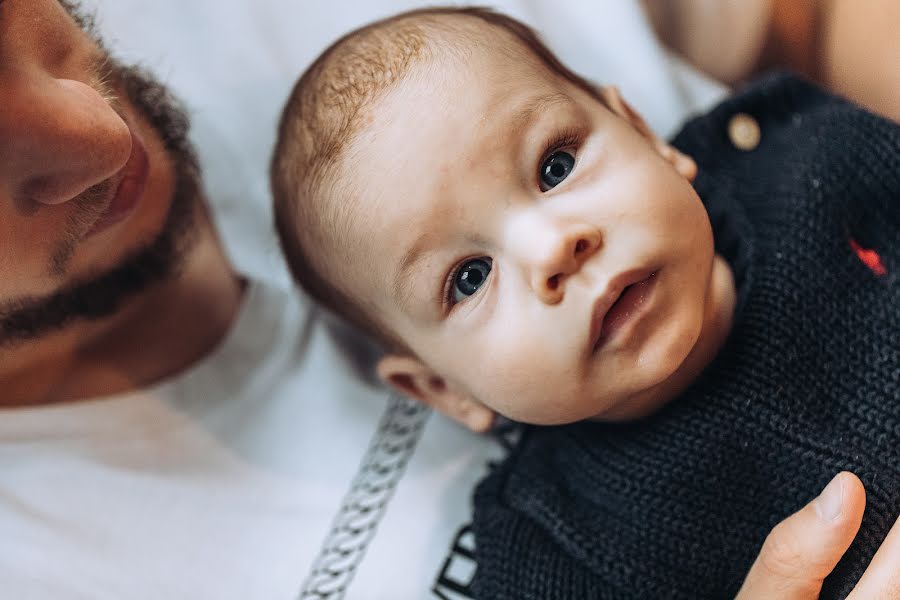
[736,472,866,600]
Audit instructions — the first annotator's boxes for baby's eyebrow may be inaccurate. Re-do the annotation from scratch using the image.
[506,92,573,139]
[394,230,440,314]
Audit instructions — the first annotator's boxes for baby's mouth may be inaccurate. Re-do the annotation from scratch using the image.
[591,270,659,352]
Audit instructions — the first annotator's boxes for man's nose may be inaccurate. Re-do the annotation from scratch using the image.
[508,212,602,304]
[1,75,132,206]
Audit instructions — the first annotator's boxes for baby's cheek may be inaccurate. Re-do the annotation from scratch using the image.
[471,348,551,421]
[638,283,705,384]
[681,196,716,258]
[489,363,586,425]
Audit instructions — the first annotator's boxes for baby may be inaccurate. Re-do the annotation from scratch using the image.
[272,7,898,597]
[271,6,736,431]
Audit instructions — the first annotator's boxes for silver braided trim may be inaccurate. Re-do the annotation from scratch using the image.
[298,394,431,599]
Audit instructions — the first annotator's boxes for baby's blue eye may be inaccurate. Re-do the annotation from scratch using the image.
[451,258,492,303]
[540,150,575,190]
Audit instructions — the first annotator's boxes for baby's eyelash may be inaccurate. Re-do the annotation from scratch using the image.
[539,127,583,165]
[441,256,493,311]
[442,259,471,309]
[441,263,459,309]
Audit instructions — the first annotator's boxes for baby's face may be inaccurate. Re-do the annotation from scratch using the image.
[340,42,732,425]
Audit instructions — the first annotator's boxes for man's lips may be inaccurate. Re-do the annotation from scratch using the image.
[589,268,659,352]
[86,125,149,238]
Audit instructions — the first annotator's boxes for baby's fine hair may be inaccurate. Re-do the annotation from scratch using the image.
[271,6,605,349]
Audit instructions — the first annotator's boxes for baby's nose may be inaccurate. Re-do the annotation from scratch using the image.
[526,221,602,304]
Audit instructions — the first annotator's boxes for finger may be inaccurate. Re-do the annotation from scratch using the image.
[736,472,866,600]
[847,512,900,599]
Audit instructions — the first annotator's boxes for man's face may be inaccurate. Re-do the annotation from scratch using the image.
[342,39,730,425]
[0,0,197,345]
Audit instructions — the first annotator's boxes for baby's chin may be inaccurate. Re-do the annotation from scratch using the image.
[499,354,692,425]
[586,337,702,423]
[590,316,721,423]
[588,386,678,422]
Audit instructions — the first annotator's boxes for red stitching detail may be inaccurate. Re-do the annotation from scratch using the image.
[849,238,887,276]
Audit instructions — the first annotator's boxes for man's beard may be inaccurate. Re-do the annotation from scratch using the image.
[0,58,203,347]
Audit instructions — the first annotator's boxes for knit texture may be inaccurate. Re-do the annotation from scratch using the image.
[470,73,900,600]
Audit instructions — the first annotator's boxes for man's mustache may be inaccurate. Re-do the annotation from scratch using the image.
[49,178,117,277]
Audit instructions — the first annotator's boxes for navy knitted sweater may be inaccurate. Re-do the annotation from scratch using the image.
[470,74,899,599]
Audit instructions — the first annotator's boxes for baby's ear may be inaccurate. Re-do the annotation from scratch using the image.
[376,354,495,433]
[598,86,697,182]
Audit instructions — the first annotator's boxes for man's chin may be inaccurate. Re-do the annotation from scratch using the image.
[0,179,197,348]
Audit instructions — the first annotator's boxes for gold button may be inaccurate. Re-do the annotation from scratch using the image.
[728,113,761,151]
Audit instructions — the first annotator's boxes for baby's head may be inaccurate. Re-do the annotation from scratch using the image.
[272,7,735,431]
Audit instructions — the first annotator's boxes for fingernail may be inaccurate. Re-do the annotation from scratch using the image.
[815,474,844,521]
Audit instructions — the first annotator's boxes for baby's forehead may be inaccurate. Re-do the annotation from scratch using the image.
[347,14,551,120]
[341,60,584,304]
[327,16,588,297]
[352,44,569,169]
[319,12,564,197]
[356,35,560,138]
[342,22,583,206]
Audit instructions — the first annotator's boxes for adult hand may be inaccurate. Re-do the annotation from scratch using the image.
[737,472,900,599]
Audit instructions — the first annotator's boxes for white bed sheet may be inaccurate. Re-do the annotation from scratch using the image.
[83,1,728,597]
